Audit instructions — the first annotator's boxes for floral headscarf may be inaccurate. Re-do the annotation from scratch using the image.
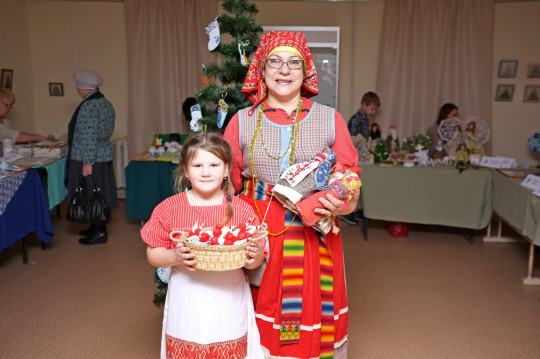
[242,31,319,114]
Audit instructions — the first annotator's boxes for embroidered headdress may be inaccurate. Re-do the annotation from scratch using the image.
[242,31,319,114]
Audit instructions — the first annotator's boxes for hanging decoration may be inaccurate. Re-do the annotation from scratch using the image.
[238,40,250,67]
[201,64,211,85]
[217,94,229,129]
[190,103,203,132]
[205,17,221,51]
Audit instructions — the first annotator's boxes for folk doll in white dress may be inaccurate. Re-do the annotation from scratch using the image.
[141,133,266,359]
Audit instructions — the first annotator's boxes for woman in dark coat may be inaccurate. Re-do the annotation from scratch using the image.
[67,69,117,245]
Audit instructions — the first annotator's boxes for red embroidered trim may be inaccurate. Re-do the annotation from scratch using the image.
[166,333,247,359]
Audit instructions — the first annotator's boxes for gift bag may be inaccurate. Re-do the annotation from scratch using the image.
[386,221,409,237]
[67,176,111,224]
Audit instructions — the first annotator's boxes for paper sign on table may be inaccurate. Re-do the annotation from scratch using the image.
[521,174,540,191]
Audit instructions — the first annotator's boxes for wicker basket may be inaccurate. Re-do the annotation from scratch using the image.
[169,228,267,271]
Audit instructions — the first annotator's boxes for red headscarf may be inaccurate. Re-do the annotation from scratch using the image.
[242,31,319,114]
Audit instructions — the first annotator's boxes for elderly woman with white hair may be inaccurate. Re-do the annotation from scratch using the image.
[66,69,117,245]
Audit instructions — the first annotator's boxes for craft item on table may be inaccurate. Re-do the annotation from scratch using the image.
[238,40,250,67]
[190,103,203,132]
[31,141,68,158]
[385,125,400,154]
[439,118,464,164]
[13,145,33,157]
[351,134,372,164]
[464,117,489,161]
[272,147,337,209]
[428,139,449,166]
[205,17,220,51]
[373,140,389,163]
[529,132,540,168]
[455,143,470,173]
[368,122,382,153]
[296,169,362,234]
[201,64,211,85]
[217,97,229,128]
[414,144,430,166]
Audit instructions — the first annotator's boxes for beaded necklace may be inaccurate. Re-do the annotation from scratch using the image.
[249,98,303,236]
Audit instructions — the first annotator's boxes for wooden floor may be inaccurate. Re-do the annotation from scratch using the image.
[1,200,540,359]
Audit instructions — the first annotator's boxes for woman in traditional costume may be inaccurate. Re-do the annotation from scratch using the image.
[224,31,359,359]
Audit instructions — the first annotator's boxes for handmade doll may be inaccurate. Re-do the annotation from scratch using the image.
[271,148,361,234]
[272,147,337,209]
[464,121,486,158]
[455,143,470,173]
[296,169,361,234]
[385,125,400,154]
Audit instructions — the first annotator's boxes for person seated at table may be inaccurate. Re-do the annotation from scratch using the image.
[0,89,50,144]
[427,103,459,150]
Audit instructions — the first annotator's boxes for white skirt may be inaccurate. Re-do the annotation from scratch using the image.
[160,265,264,359]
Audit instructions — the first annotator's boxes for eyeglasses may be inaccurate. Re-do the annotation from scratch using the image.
[265,58,303,70]
[2,102,13,109]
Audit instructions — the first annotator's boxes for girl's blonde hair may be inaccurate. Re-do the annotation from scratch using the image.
[174,132,234,224]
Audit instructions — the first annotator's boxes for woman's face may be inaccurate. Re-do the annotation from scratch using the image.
[447,108,459,119]
[263,51,304,103]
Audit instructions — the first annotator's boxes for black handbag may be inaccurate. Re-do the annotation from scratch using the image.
[67,176,111,224]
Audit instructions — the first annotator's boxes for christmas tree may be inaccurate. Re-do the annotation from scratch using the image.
[191,0,263,133]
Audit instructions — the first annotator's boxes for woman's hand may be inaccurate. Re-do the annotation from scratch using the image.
[315,190,360,218]
[245,241,264,269]
[173,241,198,271]
[315,192,345,218]
[82,164,93,177]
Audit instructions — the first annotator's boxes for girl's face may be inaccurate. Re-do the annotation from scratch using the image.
[184,149,228,199]
[263,51,304,103]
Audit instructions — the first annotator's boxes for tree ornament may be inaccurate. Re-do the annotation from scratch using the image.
[217,95,229,129]
[205,17,221,51]
[190,103,203,132]
[201,64,211,85]
[238,40,250,67]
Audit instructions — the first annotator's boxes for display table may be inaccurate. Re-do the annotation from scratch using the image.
[32,156,68,210]
[484,170,540,285]
[125,159,176,220]
[0,170,54,263]
[359,165,493,231]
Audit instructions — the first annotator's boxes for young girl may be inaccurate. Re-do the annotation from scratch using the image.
[141,132,266,359]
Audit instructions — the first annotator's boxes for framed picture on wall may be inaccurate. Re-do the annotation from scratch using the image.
[498,60,518,78]
[495,84,515,102]
[1,69,13,90]
[526,63,540,78]
[49,82,64,96]
[523,85,540,103]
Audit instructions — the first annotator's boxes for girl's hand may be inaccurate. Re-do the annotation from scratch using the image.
[315,193,345,218]
[173,241,198,271]
[245,241,264,269]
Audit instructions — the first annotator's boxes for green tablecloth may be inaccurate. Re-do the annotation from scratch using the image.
[359,165,493,229]
[125,160,176,220]
[32,156,68,210]
[492,170,540,245]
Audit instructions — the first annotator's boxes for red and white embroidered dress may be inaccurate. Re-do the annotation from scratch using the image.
[141,193,265,359]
